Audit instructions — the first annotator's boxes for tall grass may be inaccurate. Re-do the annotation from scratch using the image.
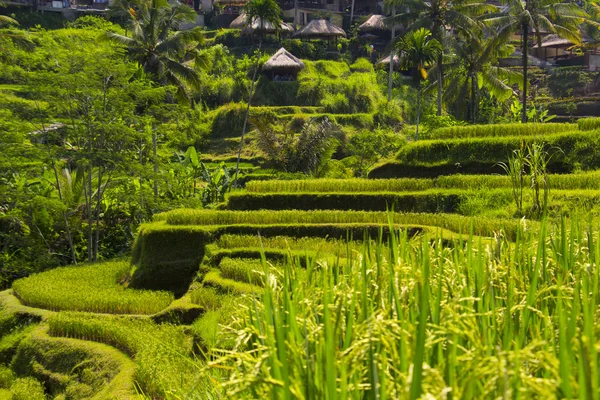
[208,219,600,399]
[12,262,173,315]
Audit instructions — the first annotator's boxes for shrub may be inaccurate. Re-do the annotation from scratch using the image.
[547,67,594,97]
[321,93,350,113]
[210,103,279,138]
[349,58,374,73]
[373,100,404,130]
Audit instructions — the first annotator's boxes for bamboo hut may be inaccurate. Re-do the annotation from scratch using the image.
[263,47,305,80]
[293,19,346,40]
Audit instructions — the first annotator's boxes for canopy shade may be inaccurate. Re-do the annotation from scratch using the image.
[293,19,346,39]
[263,47,305,71]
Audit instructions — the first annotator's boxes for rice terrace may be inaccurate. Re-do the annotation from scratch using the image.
[1,0,600,397]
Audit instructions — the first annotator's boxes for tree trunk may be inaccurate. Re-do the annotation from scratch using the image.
[416,86,421,141]
[86,167,93,263]
[436,52,443,116]
[233,30,263,188]
[93,168,103,262]
[387,8,396,102]
[152,128,158,198]
[350,0,355,23]
[522,22,529,123]
[470,74,477,124]
[294,0,298,27]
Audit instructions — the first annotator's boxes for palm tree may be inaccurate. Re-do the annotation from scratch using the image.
[444,36,522,122]
[385,0,495,116]
[398,28,442,140]
[232,0,281,187]
[485,0,586,122]
[106,0,202,102]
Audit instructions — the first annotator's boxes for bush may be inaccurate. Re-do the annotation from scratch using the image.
[210,103,279,138]
[372,100,404,130]
[349,58,374,73]
[321,93,350,113]
[547,67,594,97]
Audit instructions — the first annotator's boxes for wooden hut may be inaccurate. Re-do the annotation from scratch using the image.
[293,19,346,40]
[263,47,305,80]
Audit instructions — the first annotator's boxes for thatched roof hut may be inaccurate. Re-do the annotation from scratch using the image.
[263,47,305,79]
[358,15,386,32]
[293,19,346,39]
[533,34,580,49]
[376,54,400,68]
[230,13,294,35]
[229,13,248,29]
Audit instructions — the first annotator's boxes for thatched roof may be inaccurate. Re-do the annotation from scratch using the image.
[214,0,247,5]
[293,19,346,39]
[533,34,575,49]
[263,47,305,71]
[376,54,400,67]
[231,13,293,34]
[229,13,248,29]
[359,15,386,32]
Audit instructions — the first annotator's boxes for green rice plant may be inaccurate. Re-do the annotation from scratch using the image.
[202,270,262,295]
[12,262,173,315]
[498,147,526,216]
[427,122,576,139]
[218,257,268,286]
[47,312,219,399]
[207,219,599,399]
[160,209,524,239]
[396,130,600,169]
[578,117,600,131]
[9,377,45,400]
[245,178,434,193]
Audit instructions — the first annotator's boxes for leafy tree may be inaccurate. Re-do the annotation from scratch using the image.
[385,0,494,116]
[444,36,522,122]
[105,0,203,102]
[397,28,442,140]
[485,0,586,122]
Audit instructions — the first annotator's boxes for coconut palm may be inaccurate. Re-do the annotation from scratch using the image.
[385,0,495,116]
[244,0,282,46]
[232,0,281,187]
[398,28,442,140]
[105,0,202,102]
[443,36,522,122]
[485,0,587,122]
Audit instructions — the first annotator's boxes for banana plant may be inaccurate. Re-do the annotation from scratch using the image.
[200,162,231,207]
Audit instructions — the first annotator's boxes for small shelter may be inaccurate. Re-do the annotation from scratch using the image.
[376,54,400,69]
[263,47,305,81]
[358,15,386,33]
[230,13,294,35]
[293,19,346,40]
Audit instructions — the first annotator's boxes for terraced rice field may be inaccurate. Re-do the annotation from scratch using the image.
[2,162,600,398]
